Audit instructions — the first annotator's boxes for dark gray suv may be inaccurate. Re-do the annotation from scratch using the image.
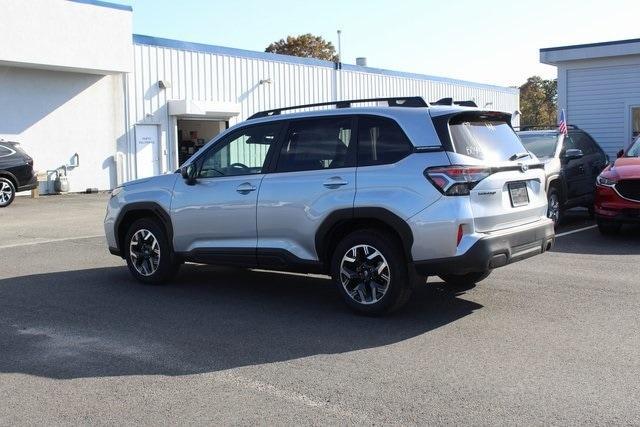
[517,126,608,226]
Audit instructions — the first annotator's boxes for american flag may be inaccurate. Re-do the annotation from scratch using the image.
[558,109,568,135]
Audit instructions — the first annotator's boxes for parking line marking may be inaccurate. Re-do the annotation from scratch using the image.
[555,225,598,238]
[0,234,104,250]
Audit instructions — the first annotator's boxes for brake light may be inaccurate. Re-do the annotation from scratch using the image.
[425,166,493,196]
[457,224,464,246]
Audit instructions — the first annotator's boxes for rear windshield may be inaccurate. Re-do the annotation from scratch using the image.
[449,115,527,162]
[518,133,559,159]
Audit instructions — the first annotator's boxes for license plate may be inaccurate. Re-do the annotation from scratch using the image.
[508,181,529,207]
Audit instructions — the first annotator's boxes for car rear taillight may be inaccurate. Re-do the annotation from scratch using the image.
[425,166,493,196]
[457,224,464,246]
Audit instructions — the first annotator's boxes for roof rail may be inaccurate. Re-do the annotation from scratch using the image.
[247,96,428,120]
[430,97,478,108]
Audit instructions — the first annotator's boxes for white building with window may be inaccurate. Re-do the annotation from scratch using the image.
[541,38,640,158]
[0,0,520,194]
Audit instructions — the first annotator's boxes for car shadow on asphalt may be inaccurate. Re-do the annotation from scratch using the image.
[552,224,640,256]
[0,265,481,379]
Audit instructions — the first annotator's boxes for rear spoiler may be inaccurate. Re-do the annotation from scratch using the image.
[430,97,478,108]
[0,140,20,146]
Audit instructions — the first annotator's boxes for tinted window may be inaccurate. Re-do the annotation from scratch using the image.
[571,132,596,155]
[0,145,13,158]
[198,123,281,178]
[562,134,577,151]
[518,133,559,159]
[358,116,412,166]
[276,118,353,172]
[449,114,526,161]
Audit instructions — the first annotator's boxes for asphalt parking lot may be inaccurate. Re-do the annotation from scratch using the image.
[1,193,639,424]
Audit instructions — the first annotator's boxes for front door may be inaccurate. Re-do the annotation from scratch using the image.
[257,116,356,264]
[171,122,283,262]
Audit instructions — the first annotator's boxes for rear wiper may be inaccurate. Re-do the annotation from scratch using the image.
[509,152,531,161]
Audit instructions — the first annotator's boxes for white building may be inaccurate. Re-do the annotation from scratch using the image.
[0,0,520,194]
[541,38,640,158]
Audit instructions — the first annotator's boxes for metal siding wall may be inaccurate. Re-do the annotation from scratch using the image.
[567,64,640,157]
[126,43,519,180]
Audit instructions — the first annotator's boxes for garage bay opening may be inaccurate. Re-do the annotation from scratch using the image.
[177,119,227,165]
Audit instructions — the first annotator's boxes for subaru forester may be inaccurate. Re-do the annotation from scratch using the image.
[105,97,554,315]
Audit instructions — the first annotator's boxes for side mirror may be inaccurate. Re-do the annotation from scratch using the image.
[180,164,197,185]
[617,149,624,158]
[564,148,583,161]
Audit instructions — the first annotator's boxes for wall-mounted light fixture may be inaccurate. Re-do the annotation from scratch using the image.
[158,80,171,89]
[259,78,272,85]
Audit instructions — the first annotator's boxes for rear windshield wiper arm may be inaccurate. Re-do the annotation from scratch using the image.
[509,152,531,161]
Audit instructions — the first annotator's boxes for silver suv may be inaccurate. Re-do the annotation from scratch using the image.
[105,97,554,315]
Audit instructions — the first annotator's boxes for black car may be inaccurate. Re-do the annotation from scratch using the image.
[517,126,608,227]
[0,141,37,207]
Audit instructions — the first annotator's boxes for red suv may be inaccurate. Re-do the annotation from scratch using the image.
[595,137,640,234]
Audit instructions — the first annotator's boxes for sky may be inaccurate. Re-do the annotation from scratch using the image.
[110,0,639,88]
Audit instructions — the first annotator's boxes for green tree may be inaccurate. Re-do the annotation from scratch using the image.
[519,76,557,127]
[266,34,339,62]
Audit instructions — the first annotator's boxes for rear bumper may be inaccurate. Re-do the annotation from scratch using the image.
[414,219,555,276]
[17,174,38,192]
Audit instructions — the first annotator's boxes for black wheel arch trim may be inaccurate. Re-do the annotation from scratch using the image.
[0,170,19,188]
[114,202,174,255]
[315,207,414,266]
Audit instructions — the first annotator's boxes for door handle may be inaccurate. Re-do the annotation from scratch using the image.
[323,177,349,188]
[236,182,257,194]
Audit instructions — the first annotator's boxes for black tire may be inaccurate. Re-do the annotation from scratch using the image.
[597,220,621,235]
[439,270,492,287]
[124,218,180,284]
[0,177,16,208]
[331,229,413,316]
[547,187,562,228]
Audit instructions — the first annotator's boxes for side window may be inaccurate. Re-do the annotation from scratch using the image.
[562,134,577,152]
[197,123,281,178]
[573,132,597,155]
[357,116,412,166]
[276,117,353,173]
[0,145,11,157]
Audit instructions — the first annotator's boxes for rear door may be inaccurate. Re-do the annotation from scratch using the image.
[432,111,548,232]
[256,116,356,264]
[573,131,607,195]
[0,142,33,186]
[562,132,591,200]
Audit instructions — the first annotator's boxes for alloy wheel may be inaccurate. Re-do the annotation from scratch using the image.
[129,229,161,276]
[340,244,391,305]
[0,181,13,206]
[548,193,560,225]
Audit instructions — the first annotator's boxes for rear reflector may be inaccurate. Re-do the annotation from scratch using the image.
[457,225,464,246]
[425,165,493,196]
